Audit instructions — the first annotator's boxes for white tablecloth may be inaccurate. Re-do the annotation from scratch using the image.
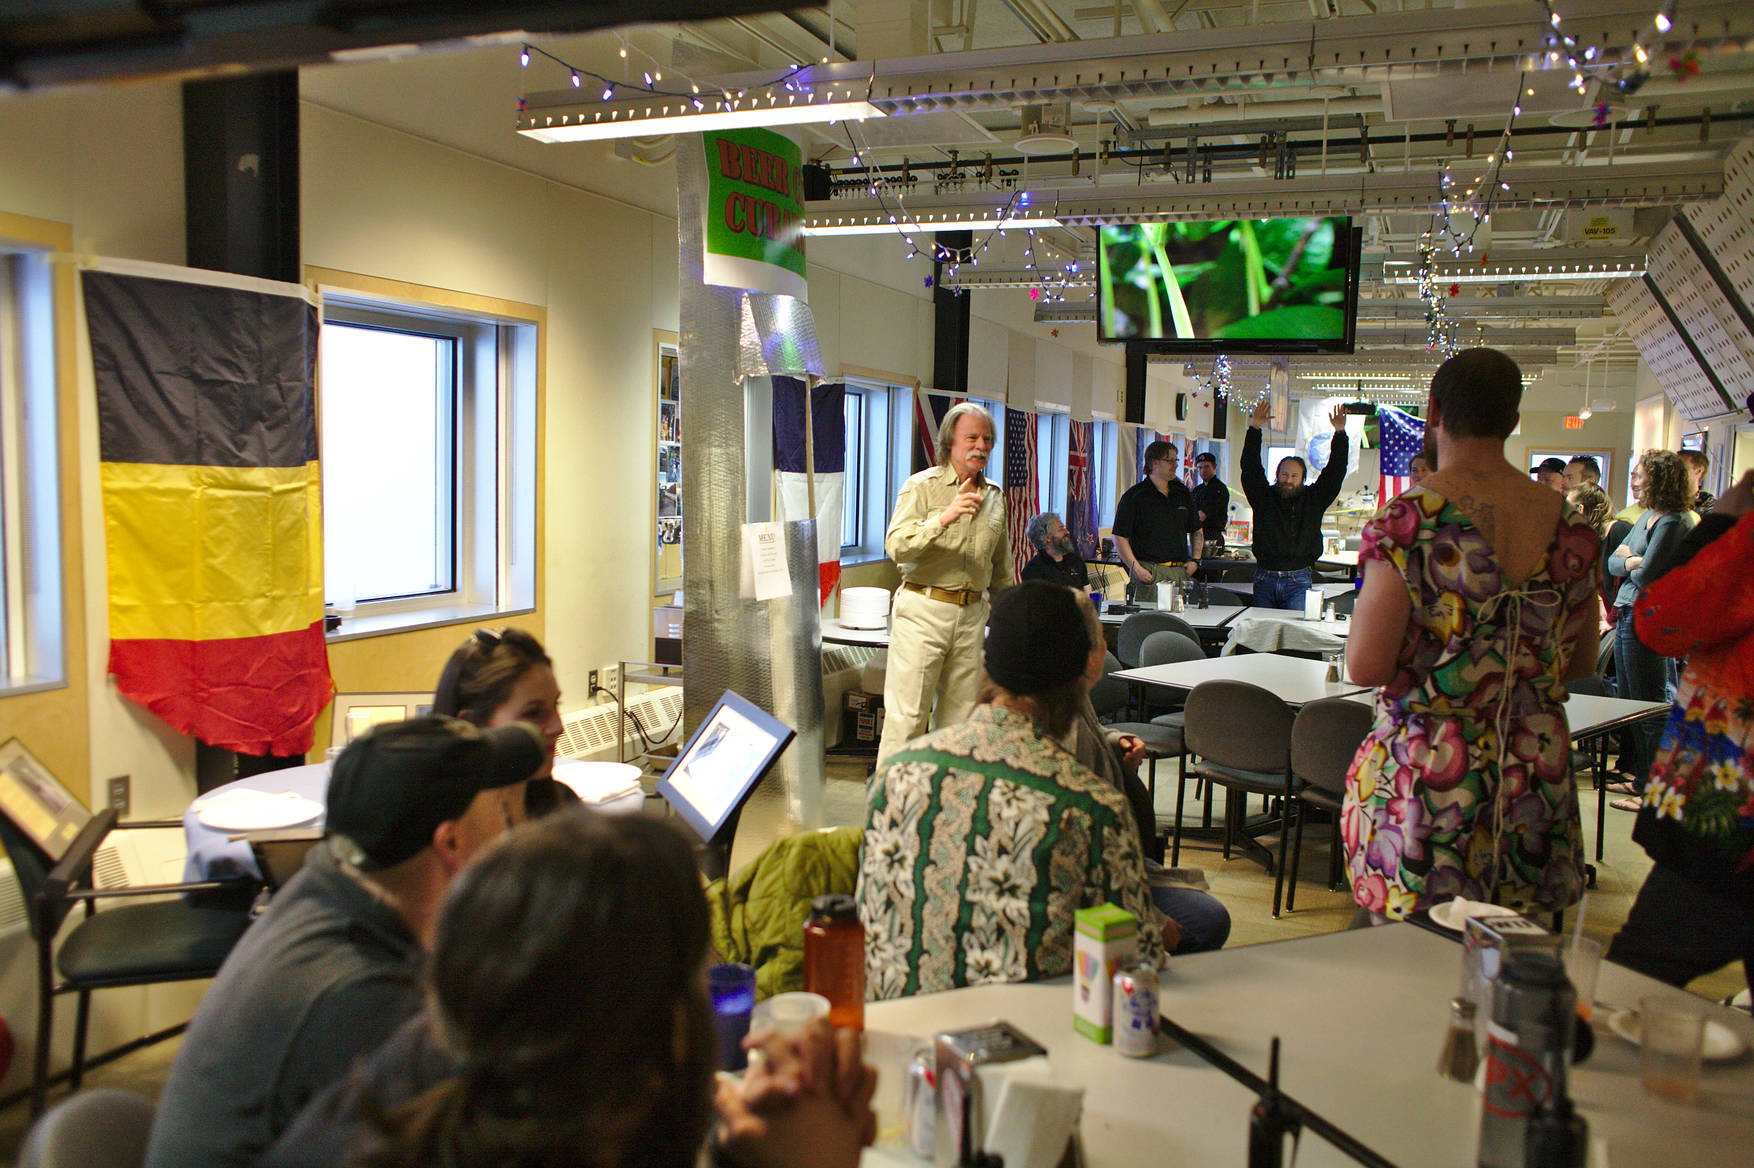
[1221,608,1352,656]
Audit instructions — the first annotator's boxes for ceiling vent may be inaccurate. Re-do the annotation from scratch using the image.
[1016,102,1076,155]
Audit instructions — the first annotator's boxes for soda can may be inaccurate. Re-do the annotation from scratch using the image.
[904,1043,936,1158]
[1113,959,1160,1058]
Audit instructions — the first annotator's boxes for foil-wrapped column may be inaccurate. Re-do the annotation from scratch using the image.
[678,139,825,852]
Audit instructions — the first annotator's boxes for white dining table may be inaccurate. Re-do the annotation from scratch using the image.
[1099,604,1248,631]
[861,925,1754,1168]
[1114,651,1369,708]
[1562,691,1671,862]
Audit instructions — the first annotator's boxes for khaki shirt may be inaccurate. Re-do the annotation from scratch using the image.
[884,463,1013,592]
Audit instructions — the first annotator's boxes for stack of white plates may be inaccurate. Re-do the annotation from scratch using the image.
[840,587,890,629]
[551,760,645,815]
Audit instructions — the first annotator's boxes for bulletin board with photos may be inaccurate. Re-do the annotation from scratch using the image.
[655,334,683,596]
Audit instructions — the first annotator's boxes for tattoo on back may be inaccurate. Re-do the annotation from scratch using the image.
[1455,493,1496,541]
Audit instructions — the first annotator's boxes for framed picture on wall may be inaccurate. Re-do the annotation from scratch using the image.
[0,738,90,862]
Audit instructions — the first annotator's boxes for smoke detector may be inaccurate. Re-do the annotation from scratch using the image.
[1016,102,1076,155]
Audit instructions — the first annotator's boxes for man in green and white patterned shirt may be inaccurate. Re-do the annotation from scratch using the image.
[857,581,1169,1001]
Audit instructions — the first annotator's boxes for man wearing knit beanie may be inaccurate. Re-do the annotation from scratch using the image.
[858,581,1172,1000]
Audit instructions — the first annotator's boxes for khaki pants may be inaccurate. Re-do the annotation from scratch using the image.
[877,585,989,766]
[1134,561,1190,604]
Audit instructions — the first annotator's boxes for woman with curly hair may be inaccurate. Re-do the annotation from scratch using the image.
[1606,450,1694,809]
[1341,350,1602,922]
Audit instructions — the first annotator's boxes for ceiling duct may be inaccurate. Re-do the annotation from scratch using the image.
[1016,101,1076,154]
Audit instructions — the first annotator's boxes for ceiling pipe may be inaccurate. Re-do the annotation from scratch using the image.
[1145,95,1379,125]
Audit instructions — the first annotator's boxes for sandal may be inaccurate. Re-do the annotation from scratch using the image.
[1604,779,1638,796]
[1610,796,1643,812]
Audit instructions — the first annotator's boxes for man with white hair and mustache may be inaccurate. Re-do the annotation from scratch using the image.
[877,403,1013,766]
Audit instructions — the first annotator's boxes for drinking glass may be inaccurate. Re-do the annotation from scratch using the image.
[1640,996,1706,1103]
[1562,937,1603,1021]
[708,963,757,1072]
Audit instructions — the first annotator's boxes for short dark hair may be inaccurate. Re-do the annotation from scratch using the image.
[1428,348,1522,439]
[1676,448,1709,475]
[1194,451,1217,467]
[1276,456,1308,478]
[1566,455,1601,482]
[1143,440,1177,468]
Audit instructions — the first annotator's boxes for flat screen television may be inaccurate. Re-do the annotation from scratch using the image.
[1096,217,1359,353]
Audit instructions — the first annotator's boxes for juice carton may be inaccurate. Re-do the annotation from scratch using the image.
[1073,903,1138,1043]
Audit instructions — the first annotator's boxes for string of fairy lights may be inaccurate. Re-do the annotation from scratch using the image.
[514,2,1696,325]
[517,37,816,113]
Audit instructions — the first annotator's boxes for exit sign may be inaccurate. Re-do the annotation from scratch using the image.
[1563,415,1586,430]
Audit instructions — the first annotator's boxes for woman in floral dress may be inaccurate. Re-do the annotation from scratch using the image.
[1342,350,1603,921]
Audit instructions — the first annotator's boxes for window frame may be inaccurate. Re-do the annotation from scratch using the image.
[1094,420,1120,527]
[839,376,899,564]
[0,244,66,694]
[314,275,539,642]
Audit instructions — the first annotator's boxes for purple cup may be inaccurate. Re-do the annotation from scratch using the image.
[708,962,757,1071]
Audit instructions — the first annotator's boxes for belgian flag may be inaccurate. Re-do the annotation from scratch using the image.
[85,269,334,756]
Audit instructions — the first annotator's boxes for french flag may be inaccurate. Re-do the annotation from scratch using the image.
[773,377,845,605]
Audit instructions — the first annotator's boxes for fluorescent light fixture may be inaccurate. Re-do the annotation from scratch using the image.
[519,92,883,143]
[1383,266,1645,285]
[805,216,1061,236]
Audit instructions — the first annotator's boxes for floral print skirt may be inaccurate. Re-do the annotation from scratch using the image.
[1341,707,1586,919]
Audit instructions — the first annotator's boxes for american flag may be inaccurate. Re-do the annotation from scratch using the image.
[1004,407,1038,583]
[1377,405,1426,507]
[1066,420,1098,559]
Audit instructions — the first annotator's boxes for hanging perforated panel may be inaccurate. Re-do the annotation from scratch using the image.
[1687,136,1754,315]
[1606,277,1726,423]
[1647,219,1752,411]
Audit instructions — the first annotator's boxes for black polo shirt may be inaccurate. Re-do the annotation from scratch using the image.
[1112,477,1200,564]
[1020,552,1090,588]
[1191,476,1230,541]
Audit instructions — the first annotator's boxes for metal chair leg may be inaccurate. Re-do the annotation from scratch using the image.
[1171,754,1188,868]
[1271,780,1293,918]
[70,988,91,1091]
[32,911,53,1117]
[1286,798,1304,913]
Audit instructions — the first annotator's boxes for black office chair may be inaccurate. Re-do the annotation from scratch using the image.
[1108,631,1204,801]
[1178,680,1299,916]
[1116,611,1201,667]
[1206,586,1253,608]
[1285,697,1375,912]
[0,808,254,1115]
[1087,651,1130,721]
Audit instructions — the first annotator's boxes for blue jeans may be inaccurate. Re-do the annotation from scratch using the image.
[1151,885,1232,954]
[1252,567,1311,611]
[1613,604,1669,785]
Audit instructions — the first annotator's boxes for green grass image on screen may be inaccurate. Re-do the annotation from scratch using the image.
[1098,218,1349,342]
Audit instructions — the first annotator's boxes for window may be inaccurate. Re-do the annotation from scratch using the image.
[0,246,64,692]
[319,290,536,636]
[842,386,865,549]
[840,379,897,561]
[1036,412,1070,517]
[1094,420,1119,526]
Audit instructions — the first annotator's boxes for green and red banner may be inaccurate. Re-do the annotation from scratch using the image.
[701,126,807,301]
[84,268,333,756]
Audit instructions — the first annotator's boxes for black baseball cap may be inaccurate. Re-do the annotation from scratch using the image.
[326,716,546,868]
[1534,457,1567,475]
[985,581,1091,694]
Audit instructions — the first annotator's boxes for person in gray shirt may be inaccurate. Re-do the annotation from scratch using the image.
[143,717,543,1168]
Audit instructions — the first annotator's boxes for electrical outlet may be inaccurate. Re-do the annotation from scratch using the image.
[588,668,600,696]
[106,774,131,815]
[601,664,621,698]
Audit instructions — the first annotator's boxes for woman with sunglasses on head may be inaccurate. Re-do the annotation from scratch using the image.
[433,628,570,816]
[262,812,876,1168]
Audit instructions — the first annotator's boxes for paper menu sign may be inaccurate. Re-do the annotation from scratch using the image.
[740,522,792,601]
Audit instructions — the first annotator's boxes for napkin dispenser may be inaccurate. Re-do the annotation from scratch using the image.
[935,1022,1072,1168]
